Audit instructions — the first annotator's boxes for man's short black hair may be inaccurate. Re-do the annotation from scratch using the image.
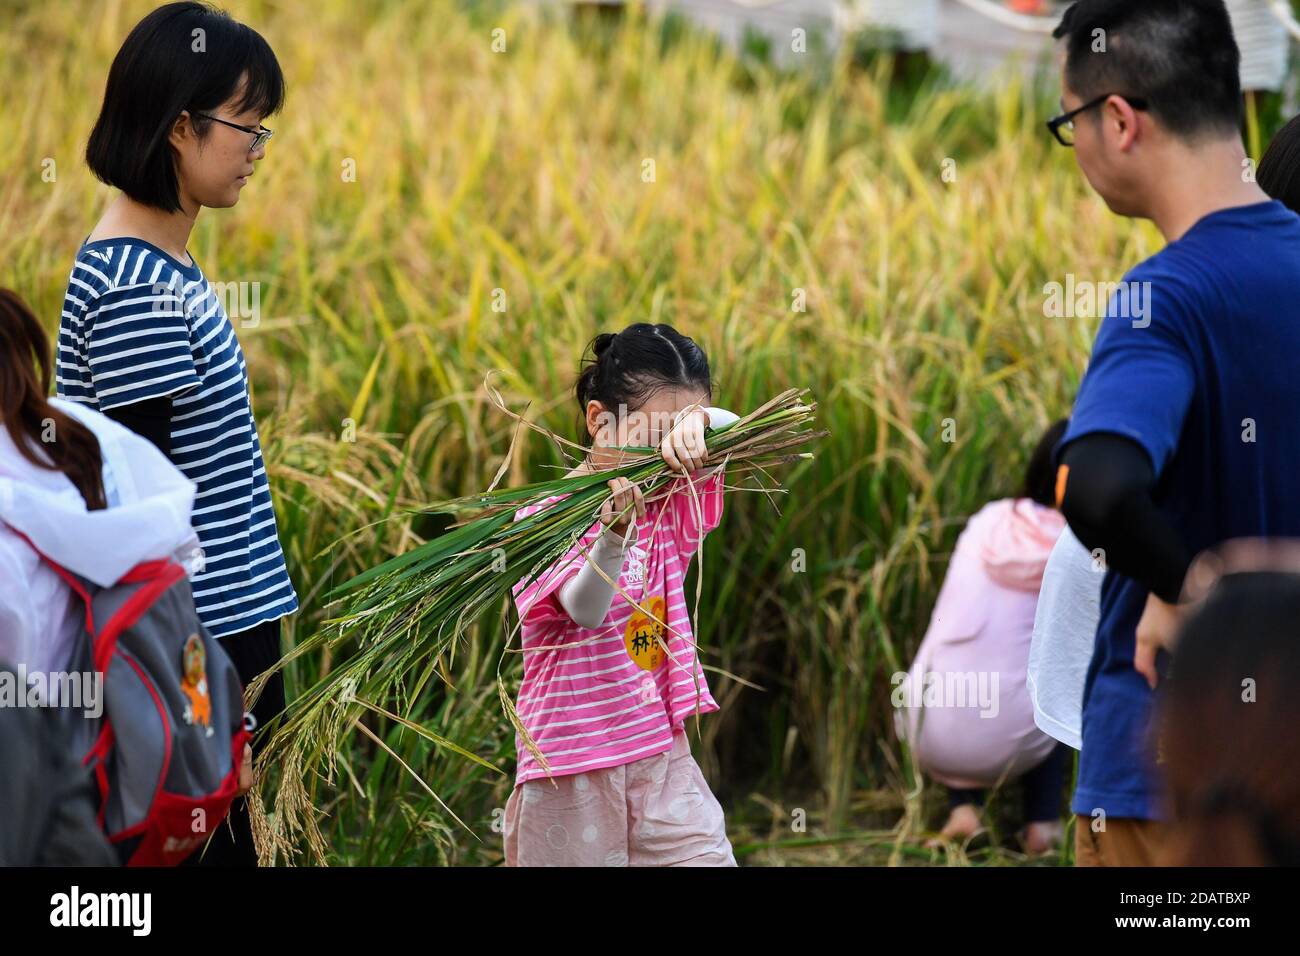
[1053,0,1241,140]
[86,2,285,212]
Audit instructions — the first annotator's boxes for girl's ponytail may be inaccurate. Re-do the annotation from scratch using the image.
[0,289,106,510]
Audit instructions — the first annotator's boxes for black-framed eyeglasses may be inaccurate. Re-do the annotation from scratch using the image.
[193,111,273,152]
[1046,93,1149,146]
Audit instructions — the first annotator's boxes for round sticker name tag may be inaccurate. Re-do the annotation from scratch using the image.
[624,595,667,670]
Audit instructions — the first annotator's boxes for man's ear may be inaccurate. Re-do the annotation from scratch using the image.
[1105,96,1141,152]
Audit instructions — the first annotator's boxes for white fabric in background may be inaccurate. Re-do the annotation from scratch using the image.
[1025,524,1102,751]
[836,0,940,50]
[1227,0,1289,92]
[0,399,199,675]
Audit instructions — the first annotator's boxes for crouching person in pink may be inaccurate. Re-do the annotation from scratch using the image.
[895,420,1071,854]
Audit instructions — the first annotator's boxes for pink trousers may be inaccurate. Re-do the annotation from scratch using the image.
[503,729,737,867]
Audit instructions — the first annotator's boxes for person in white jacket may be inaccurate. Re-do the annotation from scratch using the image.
[0,296,202,677]
[0,288,249,863]
[0,400,204,668]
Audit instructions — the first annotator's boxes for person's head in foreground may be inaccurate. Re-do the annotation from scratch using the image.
[87,0,284,215]
[575,322,715,471]
[1050,0,1244,219]
[1257,113,1300,214]
[0,289,105,510]
[1158,552,1300,866]
[1022,417,1070,510]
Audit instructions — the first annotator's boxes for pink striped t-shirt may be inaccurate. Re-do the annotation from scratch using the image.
[509,469,725,785]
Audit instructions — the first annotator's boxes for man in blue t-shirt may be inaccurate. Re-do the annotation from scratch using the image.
[1048,1,1300,865]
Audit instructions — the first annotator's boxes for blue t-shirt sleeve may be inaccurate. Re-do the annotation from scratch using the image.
[86,279,203,410]
[1058,273,1196,478]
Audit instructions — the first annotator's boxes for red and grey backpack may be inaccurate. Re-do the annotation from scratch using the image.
[17,533,251,866]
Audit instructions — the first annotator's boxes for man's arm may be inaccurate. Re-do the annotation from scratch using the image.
[1057,431,1192,603]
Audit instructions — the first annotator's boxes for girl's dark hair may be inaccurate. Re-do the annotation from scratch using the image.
[0,290,106,510]
[1020,418,1070,507]
[86,1,285,213]
[1258,114,1300,215]
[1159,571,1300,866]
[575,323,713,447]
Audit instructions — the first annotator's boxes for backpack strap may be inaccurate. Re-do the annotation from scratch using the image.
[5,525,97,636]
[92,560,186,675]
[4,525,186,647]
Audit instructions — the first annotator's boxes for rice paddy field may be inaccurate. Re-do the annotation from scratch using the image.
[1,0,1221,865]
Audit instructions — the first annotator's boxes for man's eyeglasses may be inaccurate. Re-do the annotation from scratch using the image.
[1046,93,1149,147]
[193,111,273,152]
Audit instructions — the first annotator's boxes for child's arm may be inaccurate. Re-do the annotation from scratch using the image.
[668,406,739,481]
[557,522,637,628]
[661,406,737,558]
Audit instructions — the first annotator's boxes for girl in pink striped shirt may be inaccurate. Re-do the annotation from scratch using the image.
[504,323,740,866]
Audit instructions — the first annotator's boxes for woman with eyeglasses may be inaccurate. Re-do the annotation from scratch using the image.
[56,1,296,866]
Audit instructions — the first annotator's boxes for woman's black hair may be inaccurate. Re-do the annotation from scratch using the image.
[1020,417,1070,507]
[575,323,713,447]
[86,1,285,213]
[1258,114,1300,215]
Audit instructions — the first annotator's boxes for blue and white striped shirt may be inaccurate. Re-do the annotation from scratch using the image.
[56,238,299,638]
